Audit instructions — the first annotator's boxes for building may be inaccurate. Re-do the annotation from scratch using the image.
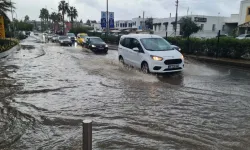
[115,17,146,30]
[152,0,250,38]
[153,15,228,38]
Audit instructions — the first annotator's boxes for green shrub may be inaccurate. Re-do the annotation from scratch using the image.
[0,39,19,53]
[165,37,250,59]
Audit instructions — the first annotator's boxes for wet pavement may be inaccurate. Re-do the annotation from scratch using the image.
[0,35,250,150]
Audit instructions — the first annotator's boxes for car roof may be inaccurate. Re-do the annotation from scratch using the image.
[121,34,162,39]
[88,36,101,39]
[78,33,88,35]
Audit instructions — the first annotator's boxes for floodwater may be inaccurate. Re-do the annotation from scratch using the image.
[0,35,250,150]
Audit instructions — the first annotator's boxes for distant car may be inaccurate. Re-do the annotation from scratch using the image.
[236,34,250,40]
[47,34,53,40]
[52,35,59,43]
[86,37,108,53]
[81,36,89,48]
[67,33,76,42]
[76,33,88,45]
[59,36,72,46]
[171,45,181,51]
[118,34,184,73]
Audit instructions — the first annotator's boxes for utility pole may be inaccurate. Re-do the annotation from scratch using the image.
[10,0,14,37]
[106,0,109,36]
[187,7,189,16]
[175,0,179,36]
[143,11,145,30]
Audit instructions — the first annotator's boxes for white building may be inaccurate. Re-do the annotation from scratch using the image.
[115,17,146,30]
[152,0,250,38]
[153,15,228,38]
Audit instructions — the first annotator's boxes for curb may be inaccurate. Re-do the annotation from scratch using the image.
[186,55,250,69]
[0,44,20,58]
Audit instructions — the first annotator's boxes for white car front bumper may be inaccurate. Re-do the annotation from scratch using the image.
[148,58,184,73]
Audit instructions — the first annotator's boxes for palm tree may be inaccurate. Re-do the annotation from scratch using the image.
[67,6,78,28]
[24,15,29,22]
[39,8,49,31]
[0,0,15,31]
[58,0,69,34]
[0,0,15,20]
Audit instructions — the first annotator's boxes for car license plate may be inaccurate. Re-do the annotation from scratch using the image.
[99,48,104,50]
[168,64,179,69]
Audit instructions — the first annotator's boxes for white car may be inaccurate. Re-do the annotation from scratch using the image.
[118,34,184,73]
[236,34,250,40]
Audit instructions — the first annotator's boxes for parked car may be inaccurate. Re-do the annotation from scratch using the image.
[76,33,88,45]
[67,33,76,43]
[86,37,108,53]
[58,36,72,46]
[236,34,250,40]
[118,34,184,73]
[171,45,181,51]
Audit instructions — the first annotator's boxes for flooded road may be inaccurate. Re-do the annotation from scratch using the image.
[1,35,250,150]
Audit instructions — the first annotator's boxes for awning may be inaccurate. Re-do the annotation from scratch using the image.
[153,23,161,25]
[163,22,168,25]
[238,21,250,27]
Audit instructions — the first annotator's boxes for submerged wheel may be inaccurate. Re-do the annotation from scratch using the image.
[141,62,149,74]
[119,56,124,64]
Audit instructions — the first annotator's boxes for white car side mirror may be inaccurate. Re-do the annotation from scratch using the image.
[133,47,139,52]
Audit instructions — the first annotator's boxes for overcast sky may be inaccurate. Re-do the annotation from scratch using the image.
[9,0,242,22]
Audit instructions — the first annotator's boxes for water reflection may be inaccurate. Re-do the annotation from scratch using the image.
[156,72,184,86]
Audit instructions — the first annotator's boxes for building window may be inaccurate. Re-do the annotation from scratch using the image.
[201,24,204,31]
[159,25,161,31]
[120,23,122,27]
[222,25,225,31]
[212,24,216,31]
[154,25,156,31]
[248,8,250,15]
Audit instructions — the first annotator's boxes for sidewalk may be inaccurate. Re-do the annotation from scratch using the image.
[186,55,250,69]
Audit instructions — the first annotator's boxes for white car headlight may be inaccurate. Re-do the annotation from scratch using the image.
[105,44,108,47]
[181,55,184,59]
[92,45,96,47]
[150,55,163,61]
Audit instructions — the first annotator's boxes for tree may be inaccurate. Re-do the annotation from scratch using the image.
[86,19,91,26]
[179,17,200,38]
[145,17,153,30]
[0,0,15,30]
[24,15,29,22]
[67,6,78,28]
[58,0,69,34]
[39,8,49,31]
[179,17,201,53]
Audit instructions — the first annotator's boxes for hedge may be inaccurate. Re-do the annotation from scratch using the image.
[166,37,250,59]
[0,39,19,53]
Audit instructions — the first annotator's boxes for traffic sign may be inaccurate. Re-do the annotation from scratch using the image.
[101,11,106,28]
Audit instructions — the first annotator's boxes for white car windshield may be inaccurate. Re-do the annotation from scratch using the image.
[140,38,172,51]
[90,38,104,43]
[67,33,75,36]
[59,36,68,39]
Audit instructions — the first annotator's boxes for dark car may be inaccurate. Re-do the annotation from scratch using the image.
[67,33,76,43]
[59,36,72,46]
[171,45,181,51]
[86,37,108,53]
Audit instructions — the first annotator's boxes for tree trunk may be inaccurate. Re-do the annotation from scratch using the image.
[62,11,65,35]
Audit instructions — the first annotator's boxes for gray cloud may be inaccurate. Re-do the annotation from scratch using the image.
[10,0,243,22]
